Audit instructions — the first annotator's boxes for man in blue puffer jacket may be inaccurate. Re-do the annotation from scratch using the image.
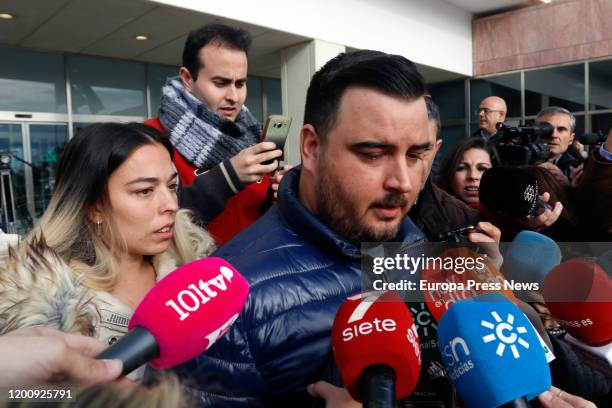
[177,50,431,407]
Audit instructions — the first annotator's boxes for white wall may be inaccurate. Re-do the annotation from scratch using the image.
[152,0,473,76]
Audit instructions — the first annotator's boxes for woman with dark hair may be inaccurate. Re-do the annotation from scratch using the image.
[0,123,215,380]
[437,137,498,206]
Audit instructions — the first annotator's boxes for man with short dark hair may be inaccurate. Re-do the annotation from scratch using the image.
[410,98,481,241]
[536,106,583,182]
[145,24,283,244]
[178,50,429,406]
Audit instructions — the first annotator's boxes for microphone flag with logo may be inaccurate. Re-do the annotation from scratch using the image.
[98,257,249,374]
[331,291,421,404]
[543,258,612,346]
[437,293,551,408]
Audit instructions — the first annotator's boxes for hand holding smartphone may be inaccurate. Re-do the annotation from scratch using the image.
[261,115,291,165]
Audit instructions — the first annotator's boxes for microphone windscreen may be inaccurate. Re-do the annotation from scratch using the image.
[331,291,421,402]
[437,293,551,408]
[577,132,603,145]
[502,231,562,284]
[542,258,612,346]
[129,257,249,369]
[422,247,516,322]
[479,167,540,217]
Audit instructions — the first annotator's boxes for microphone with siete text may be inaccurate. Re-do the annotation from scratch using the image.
[437,293,551,408]
[97,257,249,375]
[331,291,421,408]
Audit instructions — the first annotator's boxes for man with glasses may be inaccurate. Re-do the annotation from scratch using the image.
[472,96,507,138]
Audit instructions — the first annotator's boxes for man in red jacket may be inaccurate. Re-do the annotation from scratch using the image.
[145,23,284,244]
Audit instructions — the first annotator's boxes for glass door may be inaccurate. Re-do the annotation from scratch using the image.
[0,122,68,234]
[28,124,69,218]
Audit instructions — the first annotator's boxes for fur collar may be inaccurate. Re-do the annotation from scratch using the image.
[0,213,215,336]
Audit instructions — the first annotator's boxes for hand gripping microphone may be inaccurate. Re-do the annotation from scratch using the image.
[97,257,249,375]
[502,230,562,285]
[542,258,612,346]
[421,247,516,322]
[437,293,551,408]
[479,167,551,217]
[331,291,421,407]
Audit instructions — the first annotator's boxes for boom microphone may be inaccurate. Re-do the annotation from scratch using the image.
[542,258,612,346]
[331,291,421,407]
[97,257,249,375]
[437,293,551,408]
[479,167,551,217]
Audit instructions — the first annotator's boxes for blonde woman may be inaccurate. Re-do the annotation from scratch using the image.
[0,123,215,380]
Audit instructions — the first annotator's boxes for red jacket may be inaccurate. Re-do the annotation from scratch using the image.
[144,118,270,245]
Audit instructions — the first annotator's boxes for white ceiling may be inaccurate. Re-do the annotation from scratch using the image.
[0,0,309,78]
[444,0,530,14]
[0,0,534,81]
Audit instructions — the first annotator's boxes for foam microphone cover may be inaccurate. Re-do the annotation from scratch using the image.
[128,257,249,369]
[421,247,516,322]
[437,293,551,408]
[502,230,562,284]
[331,291,421,402]
[577,132,604,145]
[542,258,612,346]
[479,167,541,217]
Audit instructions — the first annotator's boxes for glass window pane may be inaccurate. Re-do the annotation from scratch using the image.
[470,74,521,123]
[69,55,146,116]
[591,113,612,136]
[438,125,467,158]
[428,79,465,120]
[0,124,31,233]
[265,78,282,116]
[29,124,68,218]
[245,77,263,122]
[589,59,612,111]
[0,47,67,113]
[149,64,178,116]
[525,64,584,116]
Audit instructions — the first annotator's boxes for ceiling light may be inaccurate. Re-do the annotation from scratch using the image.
[540,0,553,3]
[0,13,15,20]
[135,35,148,41]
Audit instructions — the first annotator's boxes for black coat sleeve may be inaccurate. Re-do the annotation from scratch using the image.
[179,159,244,225]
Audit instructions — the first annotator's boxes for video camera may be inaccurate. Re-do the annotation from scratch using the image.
[489,122,553,165]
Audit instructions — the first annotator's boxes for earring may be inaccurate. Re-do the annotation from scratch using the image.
[96,220,102,236]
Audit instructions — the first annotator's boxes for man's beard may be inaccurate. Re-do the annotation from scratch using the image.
[315,164,409,245]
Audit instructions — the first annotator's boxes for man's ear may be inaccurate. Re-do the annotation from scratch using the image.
[300,124,321,173]
[179,67,194,94]
[435,139,443,153]
[569,132,575,145]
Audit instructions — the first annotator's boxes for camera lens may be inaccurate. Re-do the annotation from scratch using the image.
[274,122,282,128]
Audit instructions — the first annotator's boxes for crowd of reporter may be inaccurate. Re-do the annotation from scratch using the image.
[0,22,609,408]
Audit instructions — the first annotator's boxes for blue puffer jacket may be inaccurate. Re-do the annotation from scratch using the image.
[177,166,426,407]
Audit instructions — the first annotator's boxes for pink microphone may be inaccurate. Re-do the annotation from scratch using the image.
[97,257,249,374]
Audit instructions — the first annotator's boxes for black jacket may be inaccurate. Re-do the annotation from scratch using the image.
[409,179,482,241]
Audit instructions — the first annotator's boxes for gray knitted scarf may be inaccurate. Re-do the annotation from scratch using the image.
[159,77,262,170]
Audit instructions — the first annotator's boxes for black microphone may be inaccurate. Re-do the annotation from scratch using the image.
[479,167,552,217]
[577,131,606,145]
